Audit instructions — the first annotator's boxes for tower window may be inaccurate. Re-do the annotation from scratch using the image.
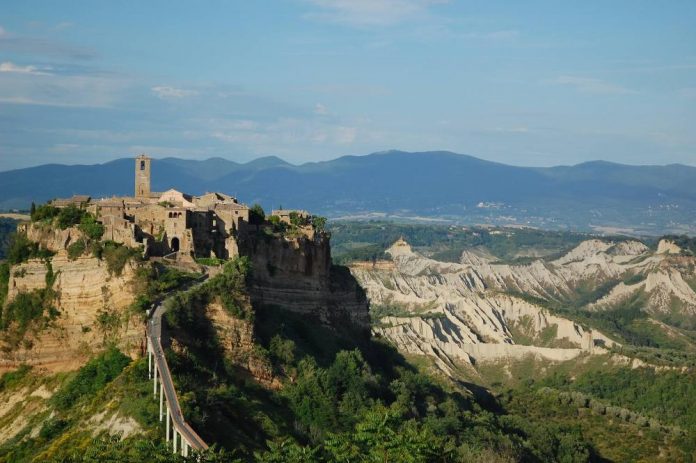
[140,160,145,170]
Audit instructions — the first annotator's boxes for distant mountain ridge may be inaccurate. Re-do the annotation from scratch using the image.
[1,150,695,234]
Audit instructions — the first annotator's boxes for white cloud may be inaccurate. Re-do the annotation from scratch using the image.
[314,103,329,115]
[0,61,52,75]
[210,117,359,147]
[0,26,6,37]
[0,71,130,108]
[151,85,198,99]
[304,0,447,26]
[549,75,636,95]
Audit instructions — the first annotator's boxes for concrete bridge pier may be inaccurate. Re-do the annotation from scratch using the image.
[153,362,158,397]
[166,407,170,442]
[159,382,164,421]
[173,429,178,453]
[147,341,152,379]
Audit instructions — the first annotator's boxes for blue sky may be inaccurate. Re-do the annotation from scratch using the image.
[1,0,695,171]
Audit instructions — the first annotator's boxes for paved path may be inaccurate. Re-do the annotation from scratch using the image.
[147,275,209,451]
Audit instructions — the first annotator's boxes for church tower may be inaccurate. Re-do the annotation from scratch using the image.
[135,154,151,198]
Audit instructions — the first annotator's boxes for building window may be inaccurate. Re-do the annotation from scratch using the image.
[140,160,145,170]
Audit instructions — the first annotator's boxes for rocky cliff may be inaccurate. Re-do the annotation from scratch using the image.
[19,222,86,253]
[244,233,369,328]
[1,252,142,372]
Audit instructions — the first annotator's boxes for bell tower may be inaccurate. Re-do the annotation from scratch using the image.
[135,154,151,198]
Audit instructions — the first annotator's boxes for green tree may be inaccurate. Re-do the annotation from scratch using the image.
[312,216,327,232]
[56,204,86,229]
[79,213,105,240]
[250,204,266,225]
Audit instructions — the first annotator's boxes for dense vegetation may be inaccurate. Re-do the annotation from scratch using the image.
[473,353,696,462]
[52,346,131,410]
[542,366,696,432]
[165,257,251,326]
[162,276,599,463]
[5,233,54,265]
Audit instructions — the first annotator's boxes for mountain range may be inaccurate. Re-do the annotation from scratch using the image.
[2,150,695,234]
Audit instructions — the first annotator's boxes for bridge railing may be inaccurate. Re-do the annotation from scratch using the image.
[147,322,208,455]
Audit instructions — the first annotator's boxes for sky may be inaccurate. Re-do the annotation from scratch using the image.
[0,0,695,171]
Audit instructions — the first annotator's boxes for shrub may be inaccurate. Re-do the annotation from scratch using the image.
[0,288,58,344]
[0,364,32,392]
[250,204,266,225]
[102,242,140,276]
[0,262,9,308]
[270,335,296,366]
[5,233,55,265]
[30,204,59,222]
[56,205,85,230]
[268,215,287,233]
[52,346,130,410]
[39,418,70,440]
[79,214,104,240]
[195,257,225,267]
[7,233,35,265]
[289,212,309,228]
[67,239,87,261]
[311,216,327,232]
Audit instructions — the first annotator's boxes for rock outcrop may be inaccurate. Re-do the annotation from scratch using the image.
[1,253,143,372]
[245,234,369,328]
[19,222,87,253]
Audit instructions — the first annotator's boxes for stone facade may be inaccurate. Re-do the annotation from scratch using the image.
[135,154,152,198]
[73,154,255,260]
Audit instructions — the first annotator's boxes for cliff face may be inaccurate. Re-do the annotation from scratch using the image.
[350,240,618,373]
[205,300,279,389]
[1,253,142,372]
[349,238,696,374]
[19,222,86,253]
[244,234,369,328]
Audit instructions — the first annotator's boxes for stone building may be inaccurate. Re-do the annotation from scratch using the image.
[271,209,310,225]
[81,154,252,260]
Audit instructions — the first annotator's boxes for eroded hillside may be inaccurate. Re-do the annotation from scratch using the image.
[349,237,696,373]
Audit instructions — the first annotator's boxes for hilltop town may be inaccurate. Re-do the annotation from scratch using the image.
[33,154,322,261]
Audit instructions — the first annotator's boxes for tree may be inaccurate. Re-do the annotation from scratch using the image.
[312,216,327,232]
[79,213,105,240]
[56,204,85,229]
[250,204,266,225]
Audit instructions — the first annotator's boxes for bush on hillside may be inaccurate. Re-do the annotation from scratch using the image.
[67,239,87,261]
[52,346,131,410]
[78,214,105,240]
[56,205,85,230]
[30,204,60,222]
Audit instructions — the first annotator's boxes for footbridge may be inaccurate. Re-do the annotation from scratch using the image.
[146,291,208,455]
